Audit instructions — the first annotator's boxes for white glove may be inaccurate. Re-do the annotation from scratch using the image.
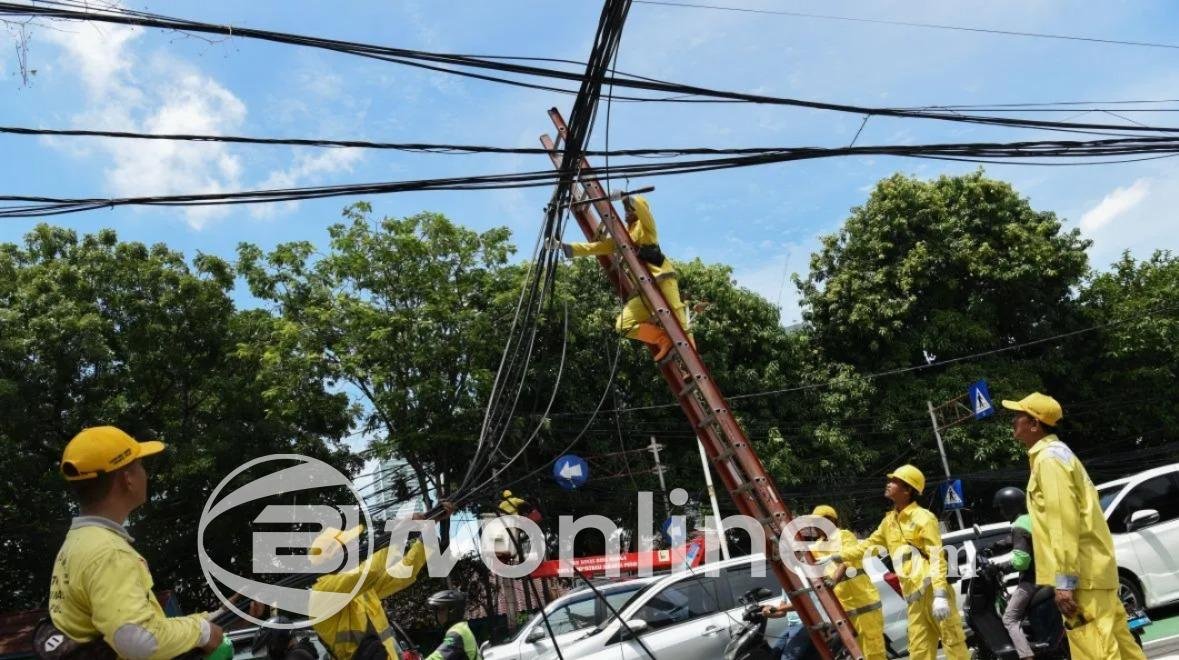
[931,595,951,621]
[816,554,841,566]
[543,237,562,251]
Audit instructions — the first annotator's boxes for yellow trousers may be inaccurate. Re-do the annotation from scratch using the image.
[906,589,968,660]
[1064,588,1145,660]
[850,607,887,660]
[616,276,688,337]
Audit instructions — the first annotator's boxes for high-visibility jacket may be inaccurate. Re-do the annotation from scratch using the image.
[1026,435,1118,590]
[498,496,527,516]
[311,540,427,659]
[568,195,676,280]
[842,502,951,600]
[426,621,480,659]
[49,517,209,659]
[816,529,881,612]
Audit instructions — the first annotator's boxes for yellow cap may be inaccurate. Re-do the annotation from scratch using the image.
[811,504,838,521]
[502,490,513,499]
[60,426,165,481]
[888,464,926,494]
[1001,392,1062,426]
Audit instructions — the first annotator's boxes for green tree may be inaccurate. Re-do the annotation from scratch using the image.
[237,204,518,537]
[0,225,354,610]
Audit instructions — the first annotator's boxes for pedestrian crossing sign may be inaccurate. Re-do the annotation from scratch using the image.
[968,379,995,420]
[942,479,965,511]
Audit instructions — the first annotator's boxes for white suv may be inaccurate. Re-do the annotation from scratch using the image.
[1097,462,1179,610]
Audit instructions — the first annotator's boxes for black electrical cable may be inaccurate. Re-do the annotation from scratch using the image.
[8,1,1179,137]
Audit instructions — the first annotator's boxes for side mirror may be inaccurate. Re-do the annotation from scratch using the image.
[525,626,547,643]
[754,587,773,600]
[1128,509,1160,532]
[621,619,649,639]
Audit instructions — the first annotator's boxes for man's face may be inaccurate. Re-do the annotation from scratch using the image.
[1011,412,1039,444]
[884,478,907,504]
[124,459,148,507]
[434,608,450,627]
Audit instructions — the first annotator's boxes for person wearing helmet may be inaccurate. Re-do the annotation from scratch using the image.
[46,426,226,659]
[833,465,968,660]
[1003,392,1145,660]
[497,490,529,517]
[425,590,479,660]
[550,194,691,361]
[309,502,455,660]
[809,505,887,660]
[990,487,1036,660]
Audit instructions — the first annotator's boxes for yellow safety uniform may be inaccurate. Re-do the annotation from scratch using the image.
[1027,435,1145,660]
[49,517,210,659]
[815,528,886,660]
[842,503,968,660]
[498,495,527,516]
[311,540,427,659]
[567,195,689,337]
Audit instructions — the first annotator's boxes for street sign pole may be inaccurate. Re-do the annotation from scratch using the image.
[649,436,671,519]
[927,400,965,530]
[697,438,730,559]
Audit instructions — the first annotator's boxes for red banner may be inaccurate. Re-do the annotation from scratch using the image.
[529,536,707,578]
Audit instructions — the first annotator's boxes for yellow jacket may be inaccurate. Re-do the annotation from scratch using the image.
[814,529,881,611]
[49,517,207,659]
[568,195,676,279]
[498,496,527,516]
[1026,435,1118,590]
[842,502,951,598]
[311,540,427,659]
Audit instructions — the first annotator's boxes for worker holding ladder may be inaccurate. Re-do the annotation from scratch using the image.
[551,193,690,361]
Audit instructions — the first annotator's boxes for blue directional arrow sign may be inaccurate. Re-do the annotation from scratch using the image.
[940,479,966,512]
[968,379,995,420]
[553,454,589,490]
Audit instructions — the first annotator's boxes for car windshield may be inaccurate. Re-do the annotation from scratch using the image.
[515,583,649,642]
[1098,484,1121,513]
[591,583,658,633]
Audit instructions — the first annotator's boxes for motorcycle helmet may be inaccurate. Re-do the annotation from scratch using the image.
[427,589,467,623]
[992,486,1027,522]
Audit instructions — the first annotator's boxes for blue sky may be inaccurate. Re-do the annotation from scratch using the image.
[3,0,1179,330]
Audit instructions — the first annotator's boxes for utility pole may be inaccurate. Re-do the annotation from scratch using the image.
[697,438,729,559]
[927,400,965,530]
[648,436,670,519]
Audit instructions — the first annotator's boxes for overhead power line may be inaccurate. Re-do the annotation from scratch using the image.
[6,135,1179,218]
[6,1,1179,137]
[633,0,1179,51]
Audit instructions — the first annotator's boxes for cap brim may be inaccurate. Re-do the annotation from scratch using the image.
[1000,400,1025,412]
[136,440,166,459]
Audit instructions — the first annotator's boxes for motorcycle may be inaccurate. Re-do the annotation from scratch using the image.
[724,587,776,660]
[962,548,1070,659]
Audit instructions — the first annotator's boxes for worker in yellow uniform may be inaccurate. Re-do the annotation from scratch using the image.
[46,426,228,659]
[498,490,528,516]
[1002,392,1146,660]
[551,194,689,361]
[833,465,969,660]
[810,505,887,660]
[309,502,454,659]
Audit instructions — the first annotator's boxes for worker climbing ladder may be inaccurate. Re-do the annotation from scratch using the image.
[541,108,864,660]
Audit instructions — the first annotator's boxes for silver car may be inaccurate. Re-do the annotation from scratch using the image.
[482,577,658,660]
[538,554,789,660]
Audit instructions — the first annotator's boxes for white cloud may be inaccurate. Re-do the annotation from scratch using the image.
[251,148,364,218]
[41,16,247,229]
[1080,178,1150,233]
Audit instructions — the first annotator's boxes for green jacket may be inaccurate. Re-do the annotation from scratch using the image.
[426,621,479,660]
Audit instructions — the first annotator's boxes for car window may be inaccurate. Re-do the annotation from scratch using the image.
[1098,484,1122,513]
[599,587,643,623]
[723,564,780,605]
[1109,475,1179,533]
[632,576,726,630]
[545,597,600,635]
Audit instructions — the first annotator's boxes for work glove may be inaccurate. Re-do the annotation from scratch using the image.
[932,595,951,622]
[816,554,841,566]
[543,237,572,258]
